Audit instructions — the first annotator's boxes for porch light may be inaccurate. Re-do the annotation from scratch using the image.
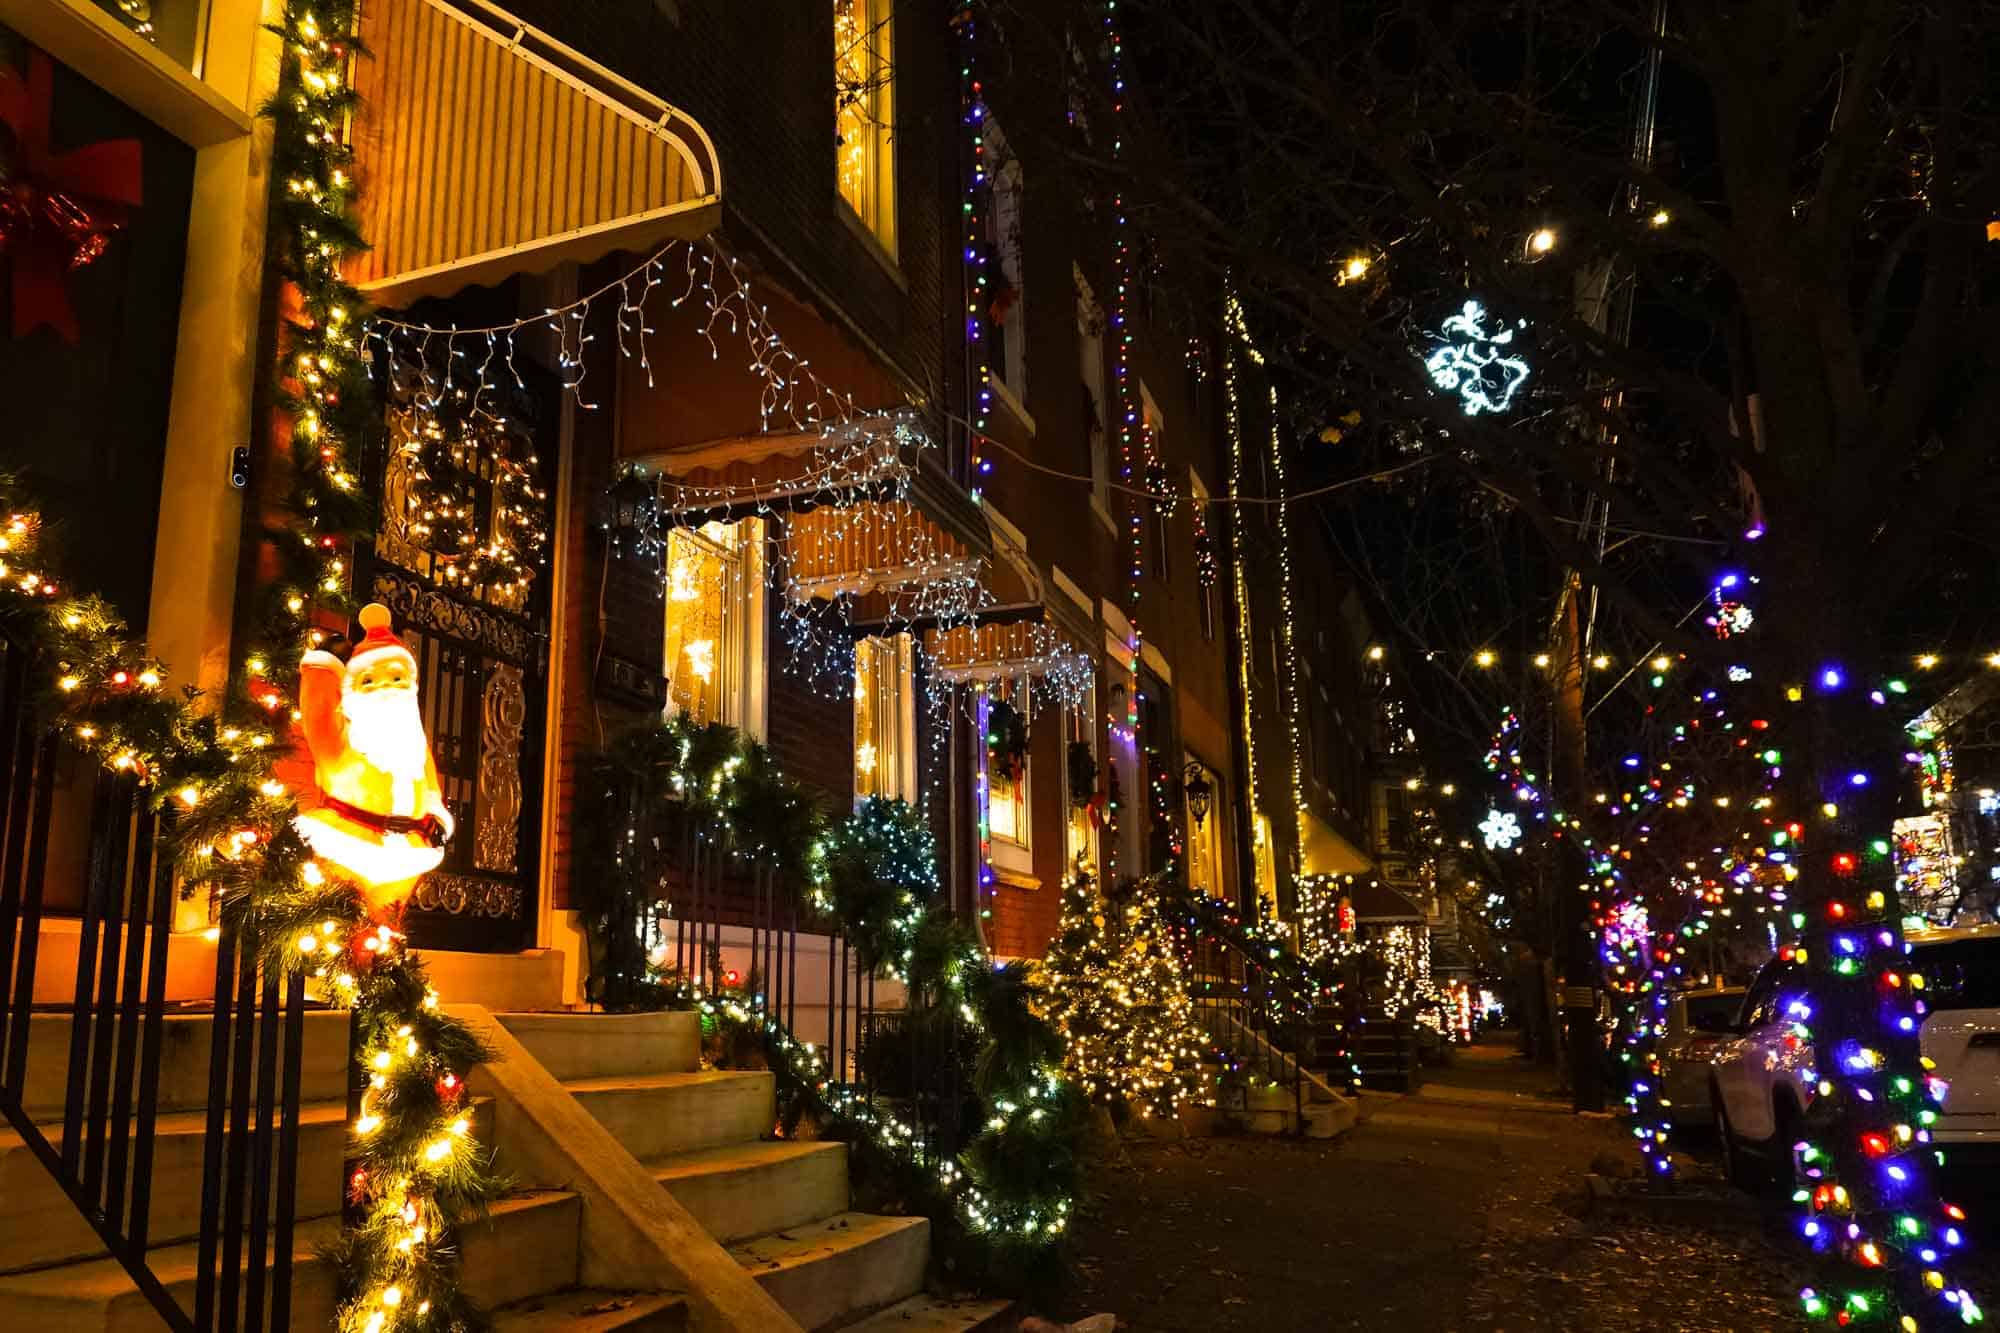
[1182,762,1213,828]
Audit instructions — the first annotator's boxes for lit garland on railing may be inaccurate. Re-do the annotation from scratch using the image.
[571,719,1084,1280]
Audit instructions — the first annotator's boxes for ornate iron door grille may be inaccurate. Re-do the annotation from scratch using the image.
[357,364,555,954]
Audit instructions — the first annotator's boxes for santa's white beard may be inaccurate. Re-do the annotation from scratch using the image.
[342,686,431,780]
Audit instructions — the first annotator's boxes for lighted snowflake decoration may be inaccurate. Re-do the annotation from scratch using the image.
[1424,300,1531,415]
[1480,808,1522,851]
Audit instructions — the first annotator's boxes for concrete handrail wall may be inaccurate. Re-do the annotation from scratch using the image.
[448,1004,803,1333]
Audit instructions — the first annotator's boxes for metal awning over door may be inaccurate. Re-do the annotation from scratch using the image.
[345,0,721,306]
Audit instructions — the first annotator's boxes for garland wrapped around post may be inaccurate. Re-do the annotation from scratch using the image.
[257,3,504,1328]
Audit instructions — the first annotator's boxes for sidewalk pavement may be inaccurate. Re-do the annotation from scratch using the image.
[1046,1041,1810,1331]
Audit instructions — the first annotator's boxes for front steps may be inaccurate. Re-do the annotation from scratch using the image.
[498,1009,995,1332]
[0,1006,686,1332]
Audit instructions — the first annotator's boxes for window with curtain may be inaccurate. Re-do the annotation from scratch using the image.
[854,634,915,803]
[834,0,896,257]
[663,519,762,726]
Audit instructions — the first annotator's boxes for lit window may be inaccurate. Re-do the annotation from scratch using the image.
[835,0,896,257]
[985,692,1031,872]
[1252,813,1279,918]
[854,634,915,804]
[1065,689,1098,876]
[663,519,764,728]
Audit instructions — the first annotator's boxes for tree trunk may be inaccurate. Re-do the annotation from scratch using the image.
[1552,581,1606,1111]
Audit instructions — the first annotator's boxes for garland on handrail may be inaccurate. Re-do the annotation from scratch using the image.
[572,715,1086,1290]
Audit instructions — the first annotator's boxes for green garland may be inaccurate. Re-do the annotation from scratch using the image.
[574,714,1086,1292]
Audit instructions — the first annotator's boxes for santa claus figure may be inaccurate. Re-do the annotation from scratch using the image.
[295,603,454,911]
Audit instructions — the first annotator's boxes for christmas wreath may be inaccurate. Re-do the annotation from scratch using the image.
[986,696,1028,783]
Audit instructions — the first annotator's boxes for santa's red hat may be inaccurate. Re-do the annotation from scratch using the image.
[345,603,417,679]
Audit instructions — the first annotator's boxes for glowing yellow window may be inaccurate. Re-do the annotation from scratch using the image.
[663,520,762,726]
[835,0,896,257]
[854,634,915,803]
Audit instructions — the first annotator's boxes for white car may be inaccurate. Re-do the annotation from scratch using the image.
[1708,926,2000,1189]
[1656,986,1747,1128]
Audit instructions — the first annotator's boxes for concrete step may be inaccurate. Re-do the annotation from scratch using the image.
[490,1287,690,1332]
[652,1139,850,1244]
[12,1009,351,1121]
[0,1189,578,1333]
[565,1071,776,1160]
[0,1098,494,1274]
[836,1294,1015,1333]
[497,1011,701,1081]
[730,1212,929,1332]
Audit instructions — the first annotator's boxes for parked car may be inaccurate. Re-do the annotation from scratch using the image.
[1656,985,1747,1128]
[1709,926,2000,1189]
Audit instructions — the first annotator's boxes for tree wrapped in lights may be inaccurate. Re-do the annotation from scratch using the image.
[1038,874,1204,1119]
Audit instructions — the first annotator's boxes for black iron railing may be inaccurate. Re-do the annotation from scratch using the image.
[0,636,311,1331]
[639,812,967,1172]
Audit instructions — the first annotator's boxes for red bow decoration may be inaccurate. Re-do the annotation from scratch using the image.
[0,51,144,343]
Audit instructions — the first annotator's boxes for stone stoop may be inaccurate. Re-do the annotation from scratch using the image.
[0,1188,613,1333]
[837,1294,1018,1333]
[0,1006,688,1331]
[497,1009,937,1332]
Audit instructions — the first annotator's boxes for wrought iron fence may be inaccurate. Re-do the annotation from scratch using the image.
[641,812,967,1170]
[0,636,311,1331]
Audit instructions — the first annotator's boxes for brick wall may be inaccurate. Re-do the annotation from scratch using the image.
[495,0,950,423]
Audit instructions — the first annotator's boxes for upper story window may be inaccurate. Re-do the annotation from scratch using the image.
[663,518,765,730]
[834,0,896,257]
[1076,267,1109,517]
[985,118,1027,407]
[854,634,916,804]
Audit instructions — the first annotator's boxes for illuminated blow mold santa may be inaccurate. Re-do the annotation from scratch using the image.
[295,602,453,910]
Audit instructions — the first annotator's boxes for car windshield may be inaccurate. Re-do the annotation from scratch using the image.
[1686,992,1743,1026]
[1911,937,2000,1011]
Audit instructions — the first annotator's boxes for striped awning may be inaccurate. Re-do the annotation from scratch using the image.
[345,0,720,305]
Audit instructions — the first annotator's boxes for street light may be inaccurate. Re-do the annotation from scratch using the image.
[1527,227,1558,256]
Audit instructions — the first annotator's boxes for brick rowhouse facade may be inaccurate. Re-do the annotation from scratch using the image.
[388,0,1388,971]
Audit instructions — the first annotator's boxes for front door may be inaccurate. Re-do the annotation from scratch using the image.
[357,358,555,952]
